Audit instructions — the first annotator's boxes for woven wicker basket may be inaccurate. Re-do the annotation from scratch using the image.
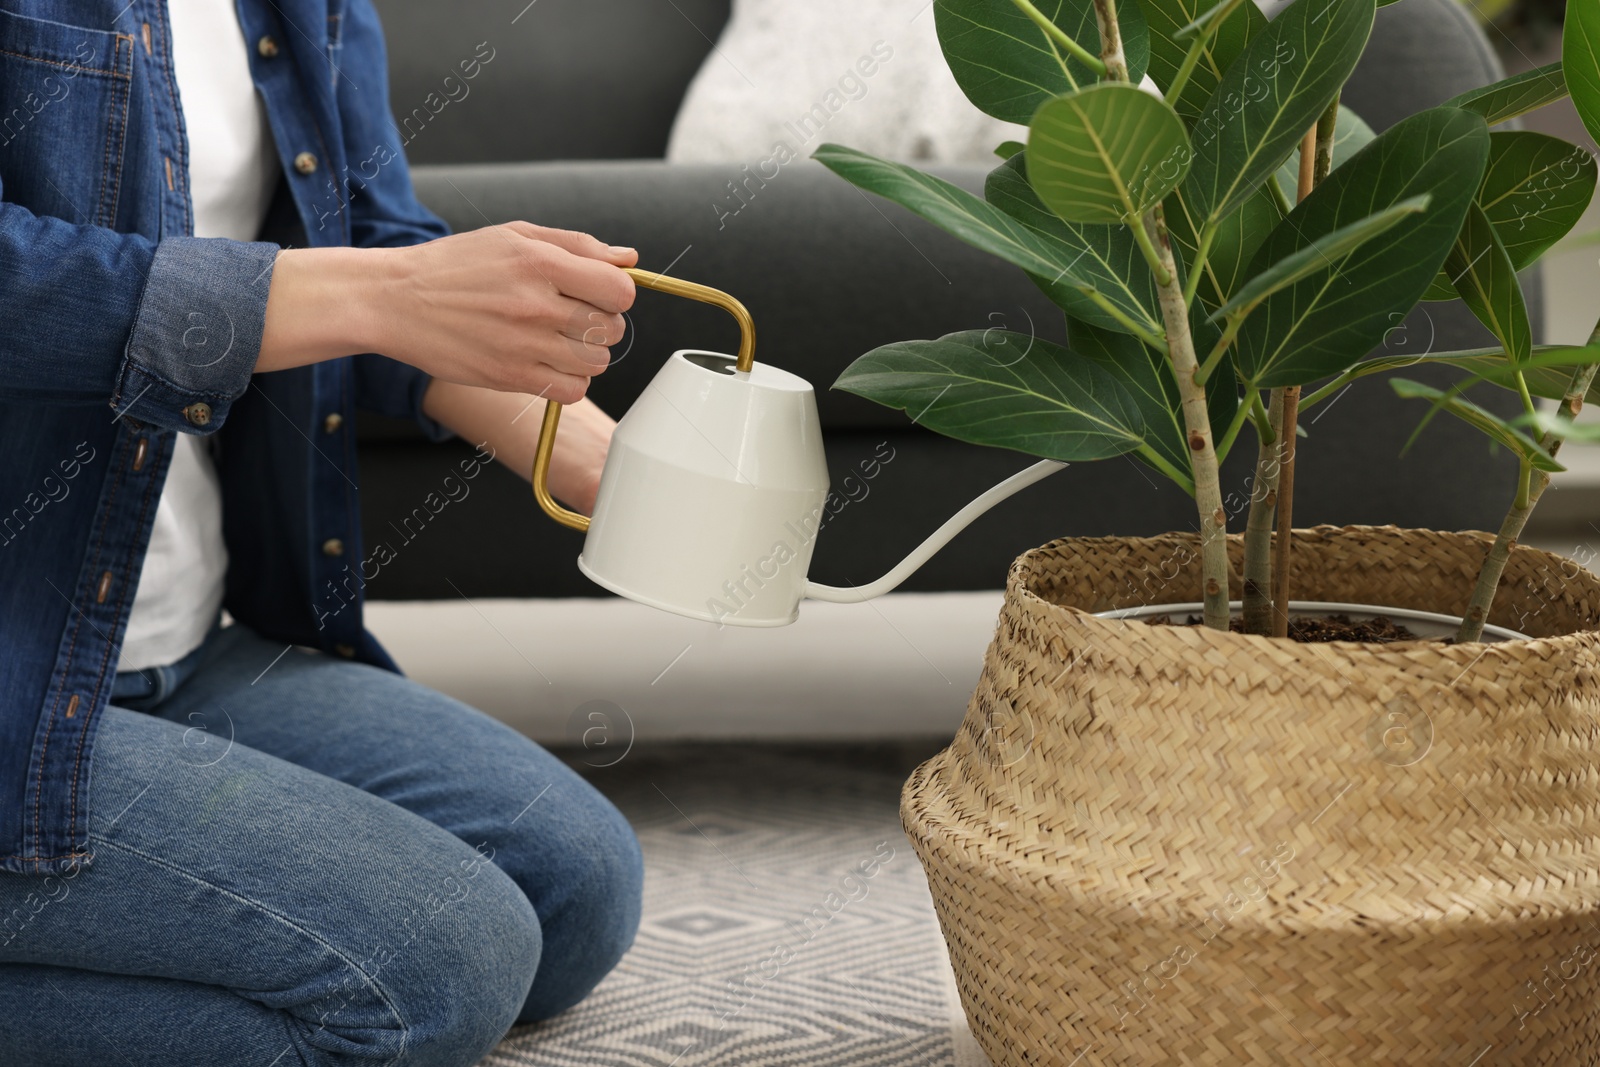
[905,525,1600,1065]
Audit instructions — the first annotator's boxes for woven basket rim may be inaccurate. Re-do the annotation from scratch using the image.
[1007,524,1600,656]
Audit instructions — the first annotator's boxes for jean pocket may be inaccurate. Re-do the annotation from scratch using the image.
[0,9,135,227]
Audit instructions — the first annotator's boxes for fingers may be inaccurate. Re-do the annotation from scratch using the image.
[507,222,638,267]
[555,301,628,351]
[526,367,592,406]
[543,247,636,314]
[501,231,635,315]
[512,297,624,387]
[492,223,636,311]
[405,224,636,400]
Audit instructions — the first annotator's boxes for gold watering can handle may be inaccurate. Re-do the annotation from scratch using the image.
[532,267,757,532]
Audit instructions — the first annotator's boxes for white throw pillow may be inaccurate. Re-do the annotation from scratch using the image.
[665,0,1028,165]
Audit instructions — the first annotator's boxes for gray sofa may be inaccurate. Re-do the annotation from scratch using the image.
[359,0,1530,601]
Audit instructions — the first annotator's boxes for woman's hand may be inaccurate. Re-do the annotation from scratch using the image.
[259,223,637,405]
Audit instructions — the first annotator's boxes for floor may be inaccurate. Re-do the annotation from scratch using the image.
[477,742,989,1067]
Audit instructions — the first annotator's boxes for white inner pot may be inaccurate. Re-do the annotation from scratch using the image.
[1095,600,1529,642]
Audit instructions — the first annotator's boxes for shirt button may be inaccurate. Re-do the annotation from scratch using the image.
[333,643,356,658]
[183,402,212,427]
[294,152,318,175]
[322,538,345,557]
[257,35,279,58]
[323,412,344,433]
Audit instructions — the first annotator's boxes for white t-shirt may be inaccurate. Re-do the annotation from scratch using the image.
[118,0,279,671]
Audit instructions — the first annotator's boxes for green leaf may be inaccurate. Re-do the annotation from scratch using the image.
[995,140,1027,159]
[1026,83,1192,223]
[1143,0,1268,121]
[1442,62,1568,126]
[1564,1,1600,146]
[1419,129,1597,301]
[1068,317,1191,483]
[1443,201,1532,368]
[1186,0,1376,224]
[1067,314,1235,487]
[1166,183,1281,310]
[1338,344,1600,407]
[1272,104,1374,202]
[1477,131,1598,269]
[934,0,1150,125]
[1527,409,1600,444]
[1234,106,1490,388]
[833,329,1147,461]
[812,143,1127,321]
[1418,276,1455,302]
[985,154,1166,336]
[1211,195,1429,321]
[1390,377,1564,472]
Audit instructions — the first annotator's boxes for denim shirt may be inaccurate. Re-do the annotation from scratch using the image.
[0,0,454,874]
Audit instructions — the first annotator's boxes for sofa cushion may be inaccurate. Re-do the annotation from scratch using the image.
[665,0,1023,165]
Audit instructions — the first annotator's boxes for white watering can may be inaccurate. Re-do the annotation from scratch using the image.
[533,268,1065,627]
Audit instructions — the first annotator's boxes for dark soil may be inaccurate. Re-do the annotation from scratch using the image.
[1144,613,1421,644]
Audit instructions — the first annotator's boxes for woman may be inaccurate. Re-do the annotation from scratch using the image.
[0,0,643,1063]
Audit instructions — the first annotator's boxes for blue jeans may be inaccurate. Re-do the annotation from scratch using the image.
[0,624,643,1067]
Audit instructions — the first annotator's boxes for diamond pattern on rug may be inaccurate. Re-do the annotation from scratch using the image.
[478,744,988,1067]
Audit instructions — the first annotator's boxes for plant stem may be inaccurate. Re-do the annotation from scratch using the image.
[1296,129,1316,203]
[1091,0,1130,81]
[1248,387,1272,435]
[1182,223,1218,307]
[1164,0,1248,109]
[1010,0,1109,78]
[1314,93,1340,184]
[1242,388,1284,635]
[1270,385,1301,637]
[1084,291,1167,348]
[1195,311,1242,385]
[1455,461,1535,642]
[1513,457,1534,510]
[1130,208,1175,287]
[1215,389,1255,463]
[1266,106,1337,638]
[1299,368,1359,409]
[1136,443,1197,494]
[1515,368,1539,419]
[1149,207,1232,630]
[1267,173,1294,216]
[1093,0,1227,630]
[1454,340,1600,642]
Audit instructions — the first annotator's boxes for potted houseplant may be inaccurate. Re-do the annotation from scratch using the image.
[812,0,1600,1061]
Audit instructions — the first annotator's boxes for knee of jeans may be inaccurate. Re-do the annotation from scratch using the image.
[519,798,643,1022]
[361,868,543,1066]
[582,804,644,967]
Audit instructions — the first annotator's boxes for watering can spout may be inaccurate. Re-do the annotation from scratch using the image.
[532,267,1067,626]
[800,458,1067,603]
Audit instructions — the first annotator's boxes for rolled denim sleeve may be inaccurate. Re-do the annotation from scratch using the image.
[351,352,452,441]
[0,191,279,429]
[113,236,281,434]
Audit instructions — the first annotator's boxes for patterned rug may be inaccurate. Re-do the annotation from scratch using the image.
[480,742,989,1067]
